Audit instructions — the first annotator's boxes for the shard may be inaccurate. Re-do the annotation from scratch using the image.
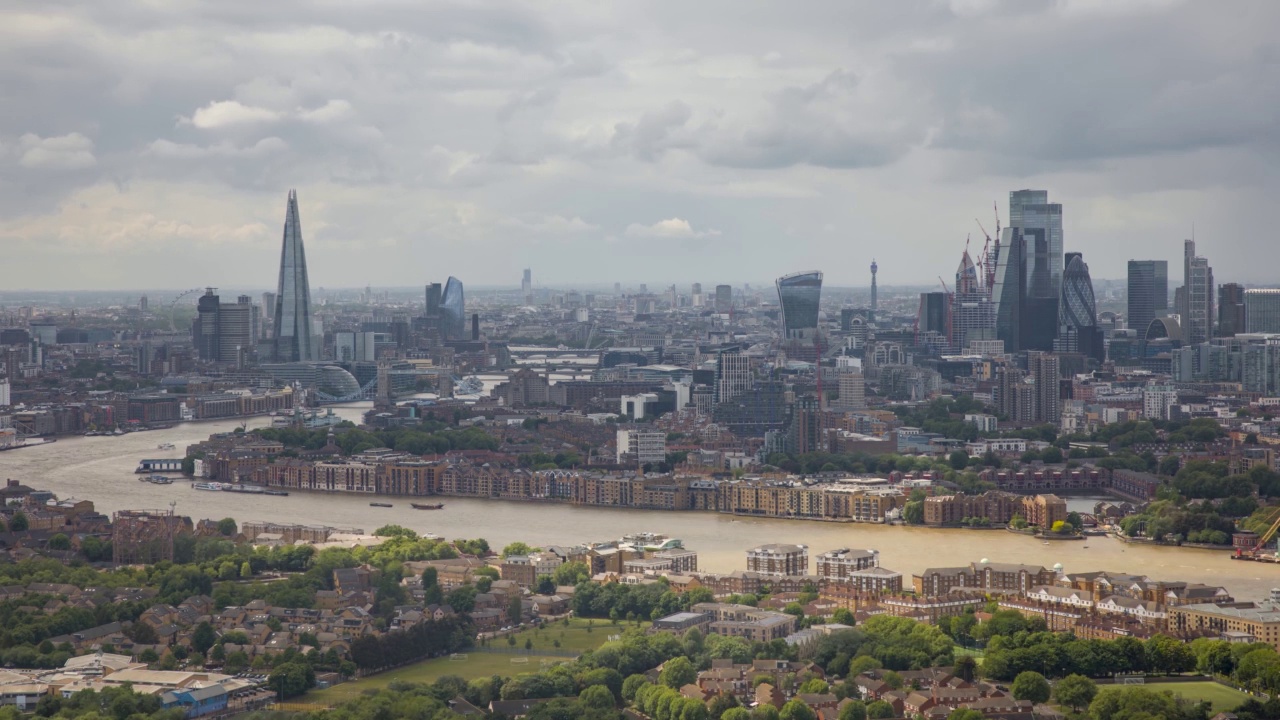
[272,190,315,362]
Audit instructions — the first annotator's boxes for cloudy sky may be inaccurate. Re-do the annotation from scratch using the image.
[2,0,1277,291]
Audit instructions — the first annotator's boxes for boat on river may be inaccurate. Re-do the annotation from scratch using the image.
[141,475,174,485]
[222,484,265,494]
[192,482,224,491]
[370,502,393,508]
[264,489,289,497]
[411,503,444,510]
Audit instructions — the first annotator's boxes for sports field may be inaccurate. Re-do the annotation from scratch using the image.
[309,617,641,706]
[1161,681,1252,713]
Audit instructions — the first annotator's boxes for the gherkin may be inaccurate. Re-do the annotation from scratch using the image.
[1059,253,1097,330]
[272,190,315,362]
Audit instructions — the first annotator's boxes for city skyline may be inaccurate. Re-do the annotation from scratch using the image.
[1,2,1278,290]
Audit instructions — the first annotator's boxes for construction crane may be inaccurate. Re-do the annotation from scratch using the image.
[938,276,950,294]
[1235,508,1280,561]
[167,287,203,333]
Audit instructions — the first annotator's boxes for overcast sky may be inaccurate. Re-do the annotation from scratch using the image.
[2,0,1277,291]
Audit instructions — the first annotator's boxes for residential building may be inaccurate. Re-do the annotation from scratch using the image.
[746,544,809,577]
[814,548,879,580]
[1169,601,1280,651]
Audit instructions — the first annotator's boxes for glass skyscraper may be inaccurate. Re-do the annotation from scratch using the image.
[272,190,315,362]
[1056,253,1103,361]
[776,271,822,339]
[1181,239,1214,346]
[1009,190,1063,351]
[1127,260,1168,340]
[1245,289,1280,334]
[441,276,466,340]
[992,227,1026,352]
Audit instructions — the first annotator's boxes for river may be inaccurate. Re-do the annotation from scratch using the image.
[0,402,1275,601]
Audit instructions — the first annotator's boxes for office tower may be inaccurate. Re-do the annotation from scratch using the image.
[139,296,148,312]
[1009,190,1063,351]
[272,190,315,362]
[1027,351,1061,424]
[951,249,994,352]
[777,271,824,361]
[521,268,531,298]
[869,259,878,322]
[425,283,442,318]
[1127,260,1168,340]
[918,292,949,336]
[261,292,277,320]
[471,314,480,341]
[692,283,702,295]
[1219,283,1246,337]
[992,227,1027,352]
[1181,239,1214,345]
[1055,253,1103,362]
[192,290,258,364]
[1245,289,1280,333]
[441,276,466,340]
[713,348,752,404]
[715,284,733,313]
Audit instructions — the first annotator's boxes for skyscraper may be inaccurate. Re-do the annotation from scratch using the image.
[1127,260,1168,340]
[713,347,752,405]
[193,289,258,365]
[1027,351,1062,424]
[521,268,532,299]
[992,227,1027,352]
[425,283,442,318]
[918,292,949,336]
[715,285,733,313]
[1180,239,1214,346]
[441,276,466,340]
[951,249,994,352]
[1055,253,1103,362]
[1009,190,1064,351]
[272,190,315,362]
[1245,289,1280,334]
[777,271,824,361]
[1218,283,1246,337]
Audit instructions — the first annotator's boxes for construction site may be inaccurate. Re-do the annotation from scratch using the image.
[111,506,193,565]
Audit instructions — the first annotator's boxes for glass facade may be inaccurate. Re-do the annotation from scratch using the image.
[776,271,822,339]
[441,276,466,340]
[1127,260,1168,340]
[991,227,1026,352]
[272,190,315,362]
[1010,190,1063,351]
[1059,253,1097,329]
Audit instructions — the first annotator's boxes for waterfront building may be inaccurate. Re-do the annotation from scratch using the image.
[272,190,316,362]
[1127,260,1168,340]
[1169,600,1280,652]
[746,544,809,577]
[1245,289,1280,333]
[815,548,879,580]
[1219,283,1246,337]
[1181,240,1215,346]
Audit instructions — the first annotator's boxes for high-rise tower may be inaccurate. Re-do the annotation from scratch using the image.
[869,260,878,323]
[1127,260,1168,340]
[1009,190,1063,351]
[1181,239,1214,345]
[777,271,824,361]
[1055,253,1103,362]
[272,190,315,362]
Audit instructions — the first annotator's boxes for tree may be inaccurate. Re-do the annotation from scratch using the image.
[217,518,237,536]
[579,685,615,710]
[1011,671,1050,703]
[865,701,894,719]
[552,561,590,587]
[946,711,984,720]
[954,655,977,683]
[191,621,216,655]
[831,608,855,626]
[723,710,751,720]
[503,542,536,557]
[949,451,971,470]
[1052,674,1097,712]
[837,700,866,720]
[536,576,556,595]
[903,501,924,525]
[660,657,697,689]
[779,700,815,720]
[9,512,27,533]
[1087,687,1177,720]
[508,594,524,624]
[1041,446,1064,464]
[48,533,71,551]
[848,656,882,677]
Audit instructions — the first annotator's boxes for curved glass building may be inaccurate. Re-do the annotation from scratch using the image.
[273,190,315,362]
[1059,253,1097,329]
[441,276,466,341]
[776,271,822,339]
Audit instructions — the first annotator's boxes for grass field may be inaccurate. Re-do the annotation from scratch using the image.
[1093,681,1252,714]
[952,646,985,664]
[1160,681,1253,712]
[308,617,642,706]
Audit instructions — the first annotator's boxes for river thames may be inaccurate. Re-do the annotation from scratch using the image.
[0,402,1275,600]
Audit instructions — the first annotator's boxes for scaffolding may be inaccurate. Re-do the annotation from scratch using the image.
[111,505,191,565]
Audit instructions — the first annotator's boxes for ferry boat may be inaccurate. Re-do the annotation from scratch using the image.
[142,475,174,485]
[192,482,224,491]
[264,489,289,497]
[222,484,265,494]
[411,503,445,510]
[369,502,393,508]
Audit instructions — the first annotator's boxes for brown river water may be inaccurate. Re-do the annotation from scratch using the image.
[0,402,1275,600]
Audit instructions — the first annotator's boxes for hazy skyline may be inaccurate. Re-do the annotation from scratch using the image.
[2,0,1278,291]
